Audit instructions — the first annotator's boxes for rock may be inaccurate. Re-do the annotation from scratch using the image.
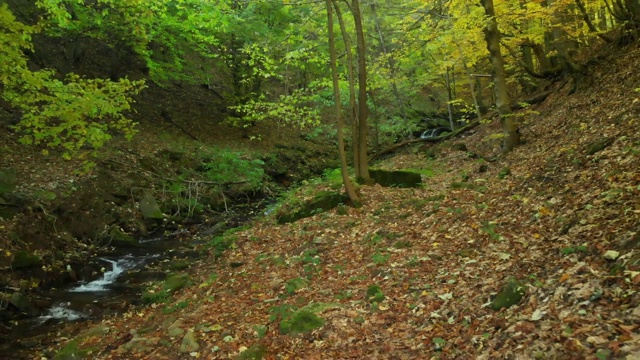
[0,167,17,194]
[490,278,526,311]
[179,330,200,353]
[277,191,346,224]
[163,273,190,293]
[139,193,163,219]
[586,138,614,155]
[108,227,142,248]
[199,222,226,236]
[238,344,267,360]
[168,319,185,337]
[11,250,42,269]
[369,169,422,188]
[9,292,38,316]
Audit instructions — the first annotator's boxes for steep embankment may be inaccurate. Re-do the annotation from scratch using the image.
[11,45,640,358]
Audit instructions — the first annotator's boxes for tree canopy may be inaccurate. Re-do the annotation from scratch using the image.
[1,0,636,157]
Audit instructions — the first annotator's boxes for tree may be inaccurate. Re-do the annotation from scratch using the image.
[326,0,359,204]
[480,0,520,153]
[351,0,371,183]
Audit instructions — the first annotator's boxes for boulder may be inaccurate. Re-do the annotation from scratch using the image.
[369,169,422,188]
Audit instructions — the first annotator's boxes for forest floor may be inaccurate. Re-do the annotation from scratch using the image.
[3,43,640,359]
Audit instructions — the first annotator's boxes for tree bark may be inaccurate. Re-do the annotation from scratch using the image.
[326,0,359,204]
[480,0,520,152]
[351,0,371,182]
[331,0,359,172]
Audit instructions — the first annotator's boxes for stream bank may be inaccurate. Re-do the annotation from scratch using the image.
[0,139,337,357]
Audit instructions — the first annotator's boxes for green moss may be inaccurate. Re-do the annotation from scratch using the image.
[366,284,385,303]
[279,310,325,335]
[11,251,42,269]
[490,279,526,310]
[237,344,267,360]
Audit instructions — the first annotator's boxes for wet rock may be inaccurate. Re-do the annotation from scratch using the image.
[179,330,200,353]
[9,292,38,316]
[108,227,142,248]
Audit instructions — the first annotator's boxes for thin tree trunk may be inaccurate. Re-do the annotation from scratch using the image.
[326,0,359,204]
[480,0,520,152]
[331,0,359,172]
[445,68,455,130]
[352,0,371,183]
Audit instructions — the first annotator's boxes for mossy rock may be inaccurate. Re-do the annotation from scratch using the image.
[279,309,325,335]
[163,273,190,293]
[0,168,17,194]
[237,344,267,360]
[277,191,346,224]
[369,169,422,188]
[139,193,164,219]
[490,278,526,311]
[497,168,511,179]
[586,138,614,155]
[11,251,42,269]
[108,227,142,248]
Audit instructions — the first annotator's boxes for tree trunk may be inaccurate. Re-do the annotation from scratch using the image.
[326,0,359,204]
[352,0,371,182]
[480,0,520,152]
[331,0,359,172]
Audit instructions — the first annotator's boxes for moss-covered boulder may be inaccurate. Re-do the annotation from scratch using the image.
[139,193,163,219]
[11,251,42,269]
[277,191,346,224]
[490,278,526,311]
[108,227,142,248]
[369,169,422,188]
[0,168,17,194]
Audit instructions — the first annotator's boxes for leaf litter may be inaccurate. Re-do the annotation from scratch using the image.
[39,44,640,359]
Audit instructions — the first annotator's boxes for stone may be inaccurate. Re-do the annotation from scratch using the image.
[179,330,200,353]
[139,193,163,219]
[369,169,422,188]
[0,168,17,194]
[490,278,526,311]
[9,292,38,316]
[11,251,42,269]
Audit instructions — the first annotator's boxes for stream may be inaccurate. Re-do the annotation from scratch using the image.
[0,197,276,358]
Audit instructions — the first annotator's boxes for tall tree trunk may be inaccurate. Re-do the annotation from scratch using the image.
[326,0,359,204]
[480,0,520,152]
[445,68,455,130]
[331,0,359,172]
[351,0,371,182]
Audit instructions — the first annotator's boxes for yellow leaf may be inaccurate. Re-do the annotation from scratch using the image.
[432,242,439,248]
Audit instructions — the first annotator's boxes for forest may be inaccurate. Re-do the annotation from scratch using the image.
[0,0,639,358]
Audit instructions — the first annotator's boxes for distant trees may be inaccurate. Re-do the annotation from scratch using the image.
[1,0,637,161]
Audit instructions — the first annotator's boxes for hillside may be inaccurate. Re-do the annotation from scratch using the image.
[4,42,635,359]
